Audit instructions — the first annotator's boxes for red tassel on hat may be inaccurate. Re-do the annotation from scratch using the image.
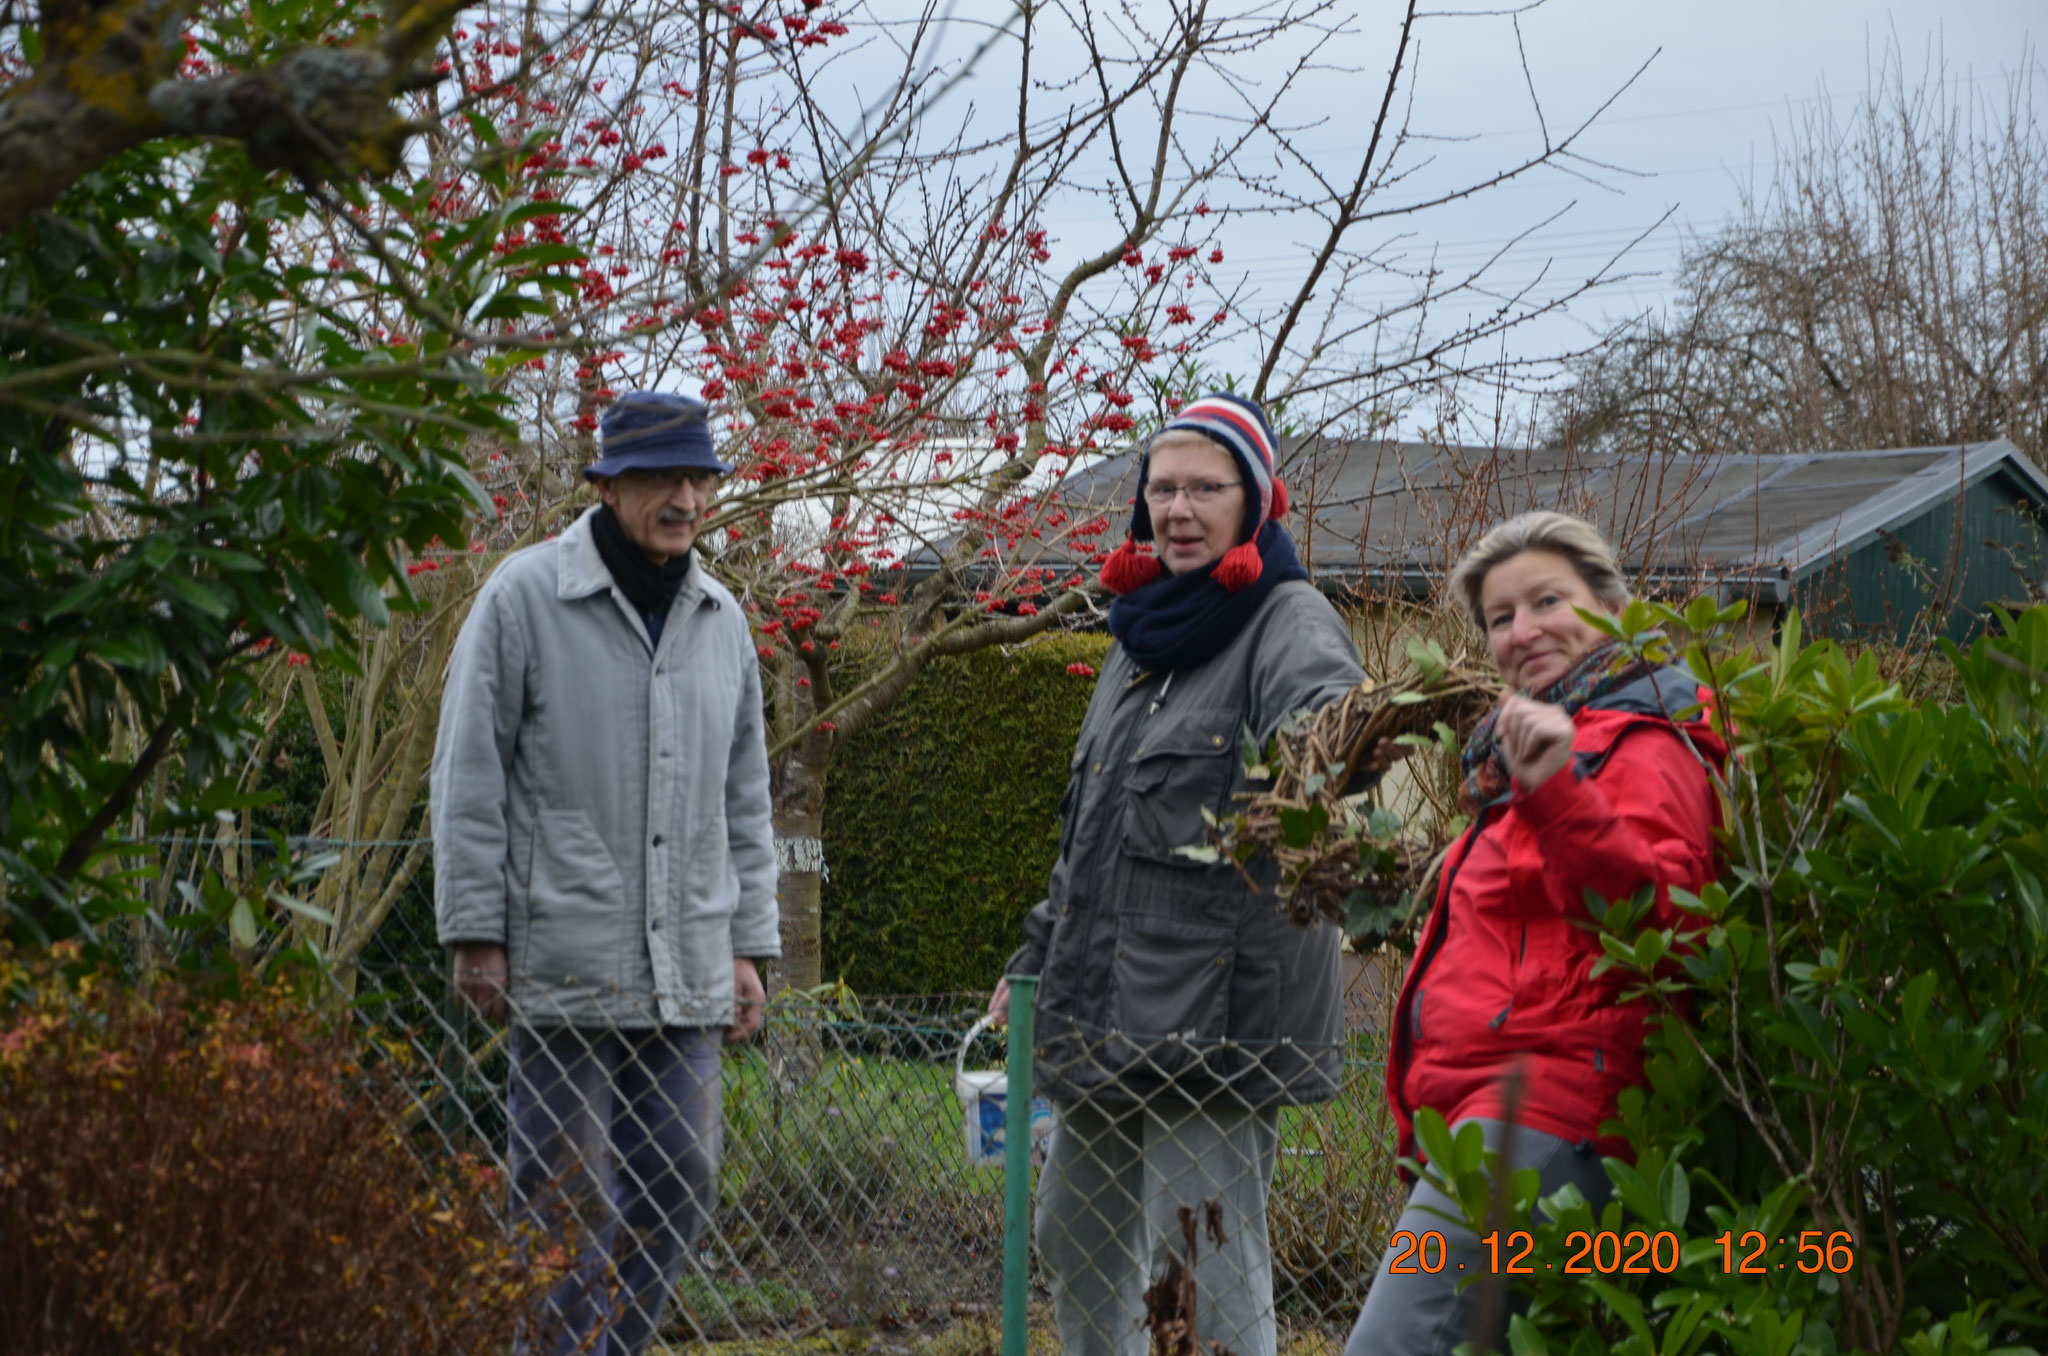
[1211,476,1286,594]
[1213,539,1263,593]
[1100,538,1161,594]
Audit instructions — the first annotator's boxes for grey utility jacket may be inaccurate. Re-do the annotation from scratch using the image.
[1007,580,1365,1109]
[431,508,780,1029]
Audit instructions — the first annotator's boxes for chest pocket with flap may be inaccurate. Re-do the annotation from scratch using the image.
[1119,710,1242,866]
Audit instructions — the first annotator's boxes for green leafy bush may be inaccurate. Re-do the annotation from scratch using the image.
[1414,601,2048,1355]
[0,0,570,949]
[821,633,1111,994]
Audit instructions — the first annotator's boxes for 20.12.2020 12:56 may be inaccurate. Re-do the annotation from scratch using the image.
[1383,1228,1858,1276]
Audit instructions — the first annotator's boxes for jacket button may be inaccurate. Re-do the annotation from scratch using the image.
[1115,946,1124,956]
[1093,762,1101,774]
[1215,956,1226,966]
[652,835,665,847]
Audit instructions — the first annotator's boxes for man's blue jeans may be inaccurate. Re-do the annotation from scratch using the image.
[508,1025,724,1356]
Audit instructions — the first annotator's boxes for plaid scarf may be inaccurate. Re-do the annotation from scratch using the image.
[1458,640,1659,812]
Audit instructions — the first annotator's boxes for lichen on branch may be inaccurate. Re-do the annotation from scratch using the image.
[0,0,459,229]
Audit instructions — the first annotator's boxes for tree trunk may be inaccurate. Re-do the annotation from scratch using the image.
[765,742,831,1089]
[770,745,829,995]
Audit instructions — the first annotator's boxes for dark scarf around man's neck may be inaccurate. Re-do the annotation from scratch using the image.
[591,502,693,620]
[1107,522,1309,673]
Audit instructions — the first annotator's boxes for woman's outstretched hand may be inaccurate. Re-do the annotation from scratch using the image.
[1495,693,1576,793]
[986,976,1011,1023]
[1363,735,1415,777]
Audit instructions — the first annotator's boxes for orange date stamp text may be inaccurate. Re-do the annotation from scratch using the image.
[1382,1228,1856,1276]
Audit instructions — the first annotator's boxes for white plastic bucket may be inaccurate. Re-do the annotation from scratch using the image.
[954,1015,1054,1168]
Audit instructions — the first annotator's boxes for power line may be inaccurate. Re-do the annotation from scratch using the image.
[1291,64,2029,154]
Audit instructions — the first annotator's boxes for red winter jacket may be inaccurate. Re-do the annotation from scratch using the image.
[1386,667,1726,1168]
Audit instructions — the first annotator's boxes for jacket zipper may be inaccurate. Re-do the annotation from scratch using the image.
[1390,809,1492,1128]
[1147,669,1174,716]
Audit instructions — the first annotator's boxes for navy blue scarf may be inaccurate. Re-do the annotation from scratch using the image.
[591,504,692,646]
[1108,523,1309,672]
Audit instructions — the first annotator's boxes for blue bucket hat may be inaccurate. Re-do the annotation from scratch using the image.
[583,391,734,480]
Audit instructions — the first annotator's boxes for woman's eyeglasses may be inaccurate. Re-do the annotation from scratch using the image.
[1142,480,1241,507]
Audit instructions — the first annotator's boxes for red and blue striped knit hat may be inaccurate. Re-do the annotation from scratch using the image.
[1100,391,1289,595]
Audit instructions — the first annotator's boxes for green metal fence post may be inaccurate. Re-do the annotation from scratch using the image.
[1000,973,1039,1356]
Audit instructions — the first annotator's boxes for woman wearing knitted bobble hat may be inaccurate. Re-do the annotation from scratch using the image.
[1099,391,1291,597]
[988,393,1390,1356]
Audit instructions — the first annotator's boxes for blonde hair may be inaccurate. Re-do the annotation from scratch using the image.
[1446,511,1629,632]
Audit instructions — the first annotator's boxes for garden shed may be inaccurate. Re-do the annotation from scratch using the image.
[1038,435,2048,643]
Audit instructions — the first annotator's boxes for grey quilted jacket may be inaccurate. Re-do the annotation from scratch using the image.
[430,508,780,1028]
[1006,581,1365,1108]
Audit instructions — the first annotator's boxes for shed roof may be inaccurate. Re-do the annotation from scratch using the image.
[1033,435,2048,594]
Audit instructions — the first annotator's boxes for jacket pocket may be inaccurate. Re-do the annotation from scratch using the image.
[675,814,734,921]
[518,809,625,989]
[1107,912,1233,1040]
[1119,712,1240,866]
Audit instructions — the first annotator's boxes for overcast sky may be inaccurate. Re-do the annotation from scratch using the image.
[1351,1,2043,325]
[896,1,2043,429]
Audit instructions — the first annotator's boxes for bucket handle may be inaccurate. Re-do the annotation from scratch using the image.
[957,1014,998,1082]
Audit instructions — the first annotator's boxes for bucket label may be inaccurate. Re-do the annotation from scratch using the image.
[966,1091,1054,1167]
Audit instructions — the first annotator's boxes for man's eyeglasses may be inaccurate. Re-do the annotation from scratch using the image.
[1142,480,1241,507]
[624,466,722,493]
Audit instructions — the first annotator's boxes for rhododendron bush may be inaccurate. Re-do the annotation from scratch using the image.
[1,0,1648,981]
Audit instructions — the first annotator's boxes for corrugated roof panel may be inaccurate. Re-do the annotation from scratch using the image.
[1691,507,1804,559]
[1350,489,1445,563]
[1282,437,1450,497]
[1656,458,1794,525]
[1693,500,1867,562]
[1587,458,1728,544]
[1763,452,1948,490]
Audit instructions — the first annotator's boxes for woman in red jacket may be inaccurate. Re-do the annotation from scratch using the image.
[1345,511,1726,1356]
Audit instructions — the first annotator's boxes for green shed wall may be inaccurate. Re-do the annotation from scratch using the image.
[1791,469,2048,644]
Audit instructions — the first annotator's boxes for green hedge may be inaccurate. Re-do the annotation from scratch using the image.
[820,632,1112,995]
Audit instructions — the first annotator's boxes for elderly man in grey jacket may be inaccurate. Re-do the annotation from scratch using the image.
[431,391,779,1356]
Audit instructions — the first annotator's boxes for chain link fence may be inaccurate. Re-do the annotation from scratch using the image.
[136,844,1408,1353]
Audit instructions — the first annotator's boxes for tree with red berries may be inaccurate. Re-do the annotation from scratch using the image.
[466,0,1652,987]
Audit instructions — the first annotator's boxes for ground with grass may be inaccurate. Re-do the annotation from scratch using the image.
[674,1011,1400,1347]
